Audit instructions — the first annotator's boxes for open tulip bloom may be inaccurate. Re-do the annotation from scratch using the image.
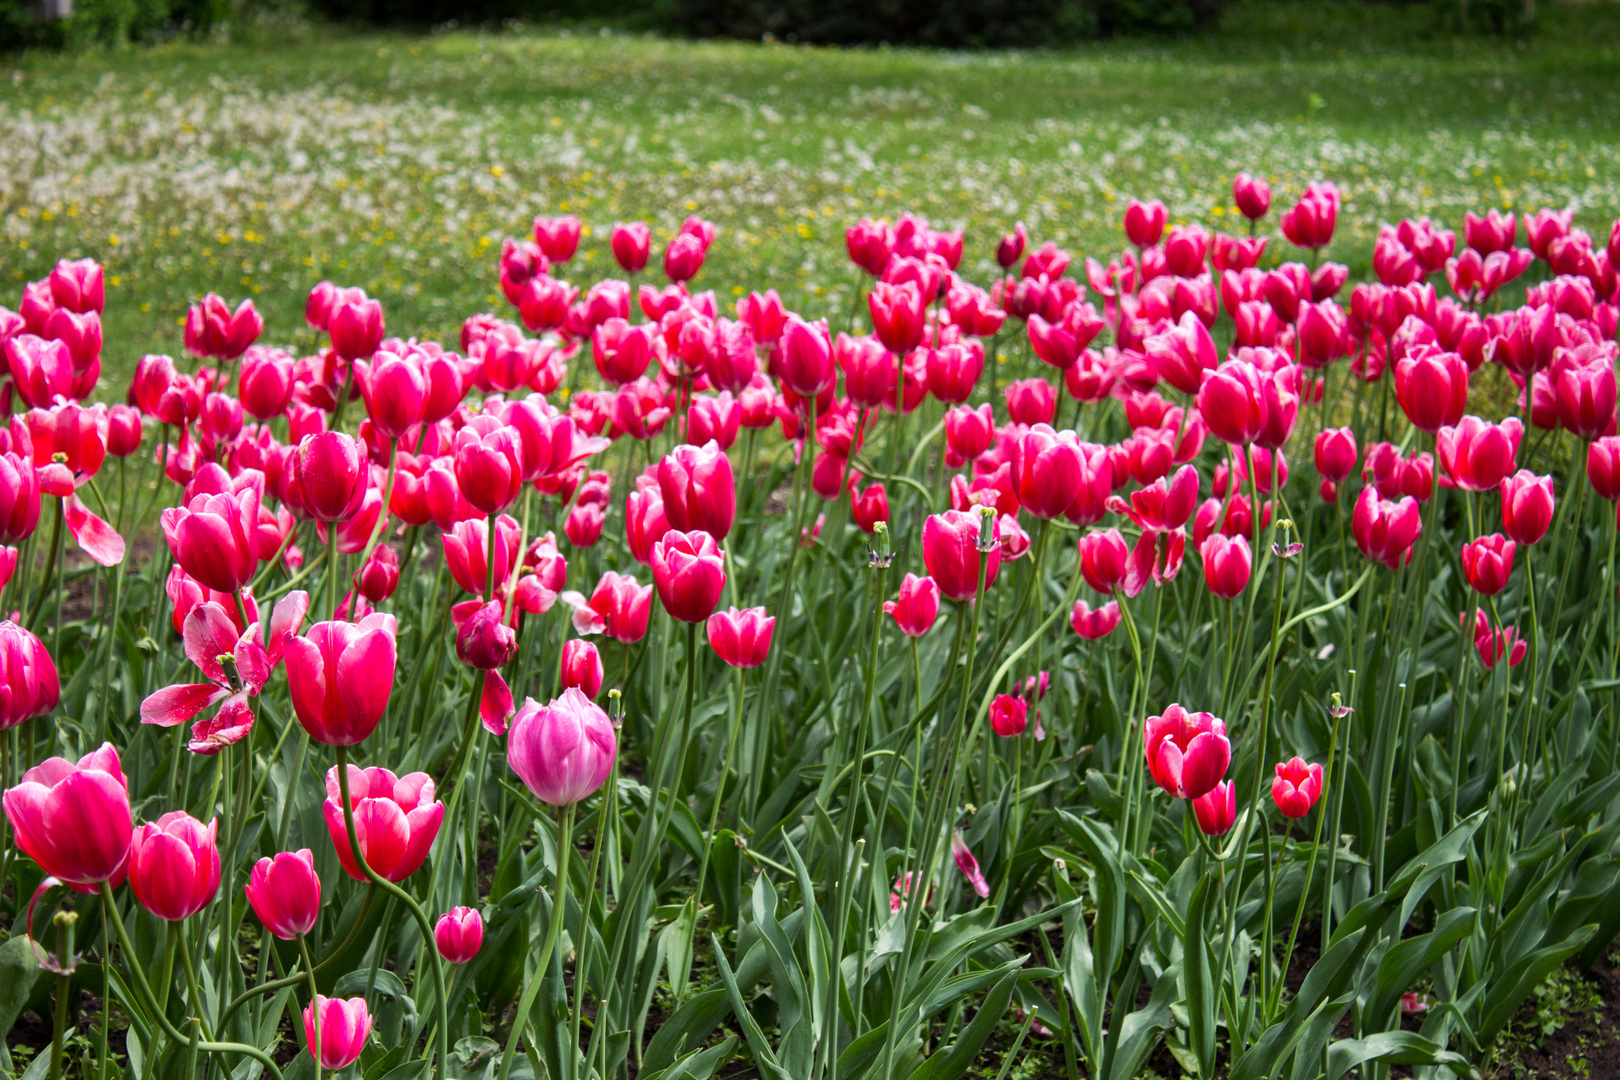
[4,189,1620,1080]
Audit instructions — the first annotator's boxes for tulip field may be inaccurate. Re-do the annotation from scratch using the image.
[4,9,1620,1080]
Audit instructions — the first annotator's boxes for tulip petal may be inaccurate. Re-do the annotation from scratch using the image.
[140,683,228,728]
[65,495,125,566]
[481,670,514,736]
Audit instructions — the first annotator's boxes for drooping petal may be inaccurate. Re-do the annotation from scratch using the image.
[65,494,125,566]
[140,683,228,728]
[481,670,514,736]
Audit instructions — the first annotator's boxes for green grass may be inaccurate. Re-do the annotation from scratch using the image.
[2,1,1619,378]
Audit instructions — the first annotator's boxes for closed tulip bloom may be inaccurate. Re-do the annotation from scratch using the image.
[1394,349,1469,433]
[559,638,605,698]
[1007,425,1084,520]
[657,441,735,540]
[1079,528,1130,594]
[1352,487,1423,569]
[1200,534,1252,599]
[454,599,518,673]
[591,319,655,386]
[1314,427,1358,483]
[1272,757,1325,818]
[508,688,618,806]
[687,392,741,450]
[128,811,220,921]
[951,831,991,899]
[651,529,727,622]
[562,572,653,642]
[304,997,372,1071]
[324,765,443,882]
[0,452,40,543]
[434,907,484,965]
[1461,534,1516,596]
[295,432,368,523]
[532,214,582,262]
[441,515,522,597]
[1198,359,1270,446]
[1193,780,1237,835]
[328,294,385,362]
[663,232,708,284]
[846,219,894,277]
[245,849,320,940]
[884,573,940,637]
[360,351,427,439]
[1232,172,1272,220]
[284,614,399,745]
[1280,182,1340,250]
[996,224,1028,269]
[3,742,131,890]
[1438,416,1522,492]
[779,317,836,398]
[869,281,928,355]
[184,295,262,360]
[945,404,995,461]
[1555,352,1617,440]
[1070,598,1121,639]
[453,424,524,514]
[836,333,896,408]
[927,342,986,404]
[1143,704,1230,800]
[1004,378,1057,425]
[923,509,1001,602]
[707,606,775,669]
[989,694,1027,737]
[0,621,59,731]
[611,222,653,273]
[354,543,400,604]
[49,258,104,314]
[161,487,259,595]
[1124,199,1167,248]
[1500,470,1555,545]
[1590,436,1620,500]
[106,403,144,458]
[1145,311,1219,396]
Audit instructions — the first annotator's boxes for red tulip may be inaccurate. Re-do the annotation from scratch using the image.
[1352,487,1422,568]
[161,487,259,594]
[1143,704,1230,800]
[1070,598,1120,639]
[1197,359,1269,446]
[295,432,368,523]
[922,509,1000,602]
[1004,378,1056,425]
[996,224,1028,269]
[945,404,994,462]
[869,281,928,355]
[1314,427,1358,483]
[1200,534,1252,599]
[507,689,618,806]
[1272,757,1324,817]
[128,811,220,921]
[1232,172,1272,220]
[532,214,581,262]
[245,849,320,940]
[651,530,726,623]
[687,392,740,450]
[658,441,735,541]
[435,907,484,964]
[707,606,775,669]
[1007,425,1085,520]
[324,764,442,882]
[1500,470,1555,545]
[926,341,985,404]
[852,482,889,533]
[1194,780,1237,835]
[1394,348,1469,433]
[846,219,895,277]
[2,742,131,890]
[1145,311,1218,396]
[328,293,385,362]
[1438,416,1521,492]
[779,317,836,398]
[1280,182,1339,250]
[304,997,372,1071]
[1554,348,1617,439]
[49,258,104,314]
[989,693,1027,737]
[951,831,990,899]
[884,573,940,637]
[557,638,604,699]
[184,295,262,360]
[1124,199,1167,248]
[1079,528,1130,594]
[452,423,524,513]
[611,222,652,273]
[284,615,399,745]
[354,543,400,603]
[1460,533,1515,596]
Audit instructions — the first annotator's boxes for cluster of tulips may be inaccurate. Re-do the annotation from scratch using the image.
[1,166,1619,1080]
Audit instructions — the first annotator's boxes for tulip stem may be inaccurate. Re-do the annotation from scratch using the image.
[324,525,339,621]
[1270,702,1339,1020]
[24,495,63,632]
[693,663,746,919]
[332,746,448,1079]
[496,801,575,1080]
[97,884,288,1080]
[297,934,322,1069]
[355,437,398,573]
[215,885,376,1035]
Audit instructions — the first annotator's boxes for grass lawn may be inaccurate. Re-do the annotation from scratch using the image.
[1,2,1619,377]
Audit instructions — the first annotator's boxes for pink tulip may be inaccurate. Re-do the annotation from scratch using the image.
[245,849,321,940]
[452,422,524,514]
[1143,705,1230,800]
[1280,182,1339,250]
[1232,172,1272,220]
[945,404,994,462]
[1394,349,1469,433]
[184,295,262,360]
[1123,199,1167,248]
[1193,781,1236,835]
[561,572,653,643]
[3,742,131,890]
[1314,427,1358,483]
[707,606,775,669]
[284,615,399,745]
[161,487,259,595]
[951,831,990,899]
[658,441,736,541]
[532,214,582,262]
[1145,311,1218,396]
[323,765,443,882]
[1004,378,1056,425]
[1200,534,1252,599]
[989,694,1027,737]
[1352,487,1422,568]
[926,341,986,404]
[651,529,726,623]
[434,907,484,964]
[611,222,652,273]
[1460,534,1515,596]
[884,573,940,637]
[923,509,1000,602]
[328,293,385,362]
[0,620,59,731]
[779,317,836,398]
[1272,757,1324,817]
[128,811,220,921]
[508,688,618,807]
[1500,470,1555,546]
[49,258,104,314]
[1438,416,1522,492]
[1070,598,1121,639]
[1007,425,1084,520]
[304,997,372,1071]
[559,638,605,699]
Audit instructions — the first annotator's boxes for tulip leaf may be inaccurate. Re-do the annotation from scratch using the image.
[0,934,43,1044]
[1323,1032,1470,1079]
[1364,906,1477,1026]
[1184,875,1217,1080]
[902,959,1023,1080]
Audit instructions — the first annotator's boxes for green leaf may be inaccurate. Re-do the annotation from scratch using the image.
[1057,812,1125,986]
[1184,875,1216,1079]
[1364,906,1477,1026]
[1324,1032,1470,1079]
[0,935,43,1042]
[1477,924,1598,1043]
[709,933,793,1080]
[902,960,1024,1080]
[636,1036,737,1080]
[1106,960,1179,1080]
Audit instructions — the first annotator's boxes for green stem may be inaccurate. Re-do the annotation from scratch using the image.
[496,802,576,1080]
[24,496,63,632]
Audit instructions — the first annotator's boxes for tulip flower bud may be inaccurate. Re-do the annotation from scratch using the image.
[883,573,940,637]
[435,907,485,964]
[455,599,518,671]
[1004,378,1057,425]
[129,811,220,921]
[354,543,400,603]
[532,214,582,262]
[1143,704,1230,800]
[663,233,707,284]
[989,694,1027,737]
[707,606,774,669]
[508,689,618,807]
[2,743,132,890]
[1500,469,1555,546]
[1123,199,1167,248]
[328,293,385,362]
[1272,756,1324,817]
[1232,172,1271,220]
[611,222,652,273]
[105,403,144,458]
[452,424,524,514]
[1394,349,1469,433]
[1200,534,1252,599]
[559,638,605,698]
[1193,780,1237,835]
[304,997,372,1071]
[657,441,735,541]
[1314,427,1358,484]
[779,317,836,398]
[996,224,1028,269]
[245,849,321,940]
[1352,487,1422,569]
[1460,533,1515,596]
[1079,528,1129,595]
[651,529,726,623]
[852,482,889,534]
